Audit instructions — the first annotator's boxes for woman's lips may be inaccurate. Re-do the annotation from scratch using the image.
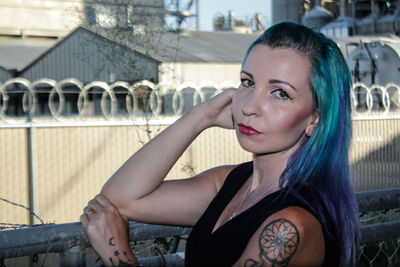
[238,123,261,135]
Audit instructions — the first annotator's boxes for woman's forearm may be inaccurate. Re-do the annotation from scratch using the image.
[101,104,210,209]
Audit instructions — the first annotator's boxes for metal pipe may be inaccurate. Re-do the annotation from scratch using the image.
[0,222,192,259]
[356,188,400,213]
[195,0,199,31]
[1,218,400,259]
[360,220,400,243]
[352,0,357,35]
[371,0,376,33]
[25,85,37,226]
[27,124,37,225]
[340,0,346,17]
[2,189,400,259]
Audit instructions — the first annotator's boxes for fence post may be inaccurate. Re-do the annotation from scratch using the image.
[27,123,38,225]
[26,82,38,225]
[59,245,86,267]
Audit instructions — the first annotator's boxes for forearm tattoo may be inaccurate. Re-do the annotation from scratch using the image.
[108,237,138,267]
[244,218,300,267]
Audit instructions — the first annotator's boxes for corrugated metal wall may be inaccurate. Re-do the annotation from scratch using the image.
[350,118,400,191]
[0,68,12,83]
[1,118,399,225]
[0,128,30,224]
[0,124,251,224]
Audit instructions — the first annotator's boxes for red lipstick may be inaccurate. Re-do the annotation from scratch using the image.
[238,123,261,135]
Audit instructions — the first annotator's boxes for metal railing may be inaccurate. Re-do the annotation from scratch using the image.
[1,188,400,266]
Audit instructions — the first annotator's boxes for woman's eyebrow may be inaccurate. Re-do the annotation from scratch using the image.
[269,79,297,91]
[240,70,254,79]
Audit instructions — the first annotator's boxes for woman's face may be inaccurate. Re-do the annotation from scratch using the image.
[232,44,318,156]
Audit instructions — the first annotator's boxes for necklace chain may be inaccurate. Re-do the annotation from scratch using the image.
[229,176,277,220]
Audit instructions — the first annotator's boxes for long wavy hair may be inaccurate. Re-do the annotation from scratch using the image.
[243,22,360,266]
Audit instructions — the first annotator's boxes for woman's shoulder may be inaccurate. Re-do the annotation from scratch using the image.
[200,162,253,192]
[204,164,240,192]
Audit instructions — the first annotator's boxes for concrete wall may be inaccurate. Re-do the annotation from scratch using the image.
[160,62,241,88]
[0,0,164,38]
[272,0,305,24]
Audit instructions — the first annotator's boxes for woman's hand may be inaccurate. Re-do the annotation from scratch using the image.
[197,88,236,129]
[80,194,139,267]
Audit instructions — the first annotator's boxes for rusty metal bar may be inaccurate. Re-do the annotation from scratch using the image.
[360,220,400,243]
[0,222,191,259]
[356,188,400,213]
[1,189,400,263]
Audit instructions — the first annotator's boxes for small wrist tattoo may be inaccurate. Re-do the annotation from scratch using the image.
[107,236,139,267]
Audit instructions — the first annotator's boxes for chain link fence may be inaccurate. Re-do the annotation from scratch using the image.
[0,189,399,266]
[358,209,400,266]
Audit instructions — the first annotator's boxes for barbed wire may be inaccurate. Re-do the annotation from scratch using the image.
[0,223,32,231]
[0,78,399,123]
[0,197,44,225]
[360,208,400,225]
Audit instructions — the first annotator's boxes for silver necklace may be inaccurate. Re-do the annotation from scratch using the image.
[229,176,278,220]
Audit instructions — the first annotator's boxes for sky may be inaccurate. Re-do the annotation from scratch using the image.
[165,0,272,32]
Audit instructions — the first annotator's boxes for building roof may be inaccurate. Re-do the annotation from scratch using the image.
[0,27,259,75]
[19,27,160,73]
[0,37,56,71]
[87,27,259,63]
[155,31,259,63]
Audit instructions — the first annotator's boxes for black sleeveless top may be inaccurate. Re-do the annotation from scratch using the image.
[185,162,340,266]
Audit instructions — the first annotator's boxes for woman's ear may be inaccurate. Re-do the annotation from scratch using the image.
[305,112,319,137]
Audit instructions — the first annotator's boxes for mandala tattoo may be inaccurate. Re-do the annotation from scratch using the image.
[244,218,300,267]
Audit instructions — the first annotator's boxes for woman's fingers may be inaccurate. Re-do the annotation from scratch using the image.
[80,214,88,227]
[83,194,126,225]
[85,194,111,214]
[201,88,236,129]
[213,88,235,107]
[80,194,137,266]
[94,194,114,209]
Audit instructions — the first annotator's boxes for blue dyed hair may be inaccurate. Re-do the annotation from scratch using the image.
[243,22,360,266]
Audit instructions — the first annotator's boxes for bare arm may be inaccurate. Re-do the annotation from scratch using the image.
[81,89,236,266]
[101,88,236,225]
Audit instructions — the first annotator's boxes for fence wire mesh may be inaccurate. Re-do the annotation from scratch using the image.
[358,208,400,266]
[358,238,400,267]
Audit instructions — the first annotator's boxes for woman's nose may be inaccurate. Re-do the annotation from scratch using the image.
[242,90,261,117]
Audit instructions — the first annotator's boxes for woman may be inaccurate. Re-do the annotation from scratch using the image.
[81,22,360,266]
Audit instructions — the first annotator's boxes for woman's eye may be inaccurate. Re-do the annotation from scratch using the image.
[271,89,291,100]
[240,79,255,88]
